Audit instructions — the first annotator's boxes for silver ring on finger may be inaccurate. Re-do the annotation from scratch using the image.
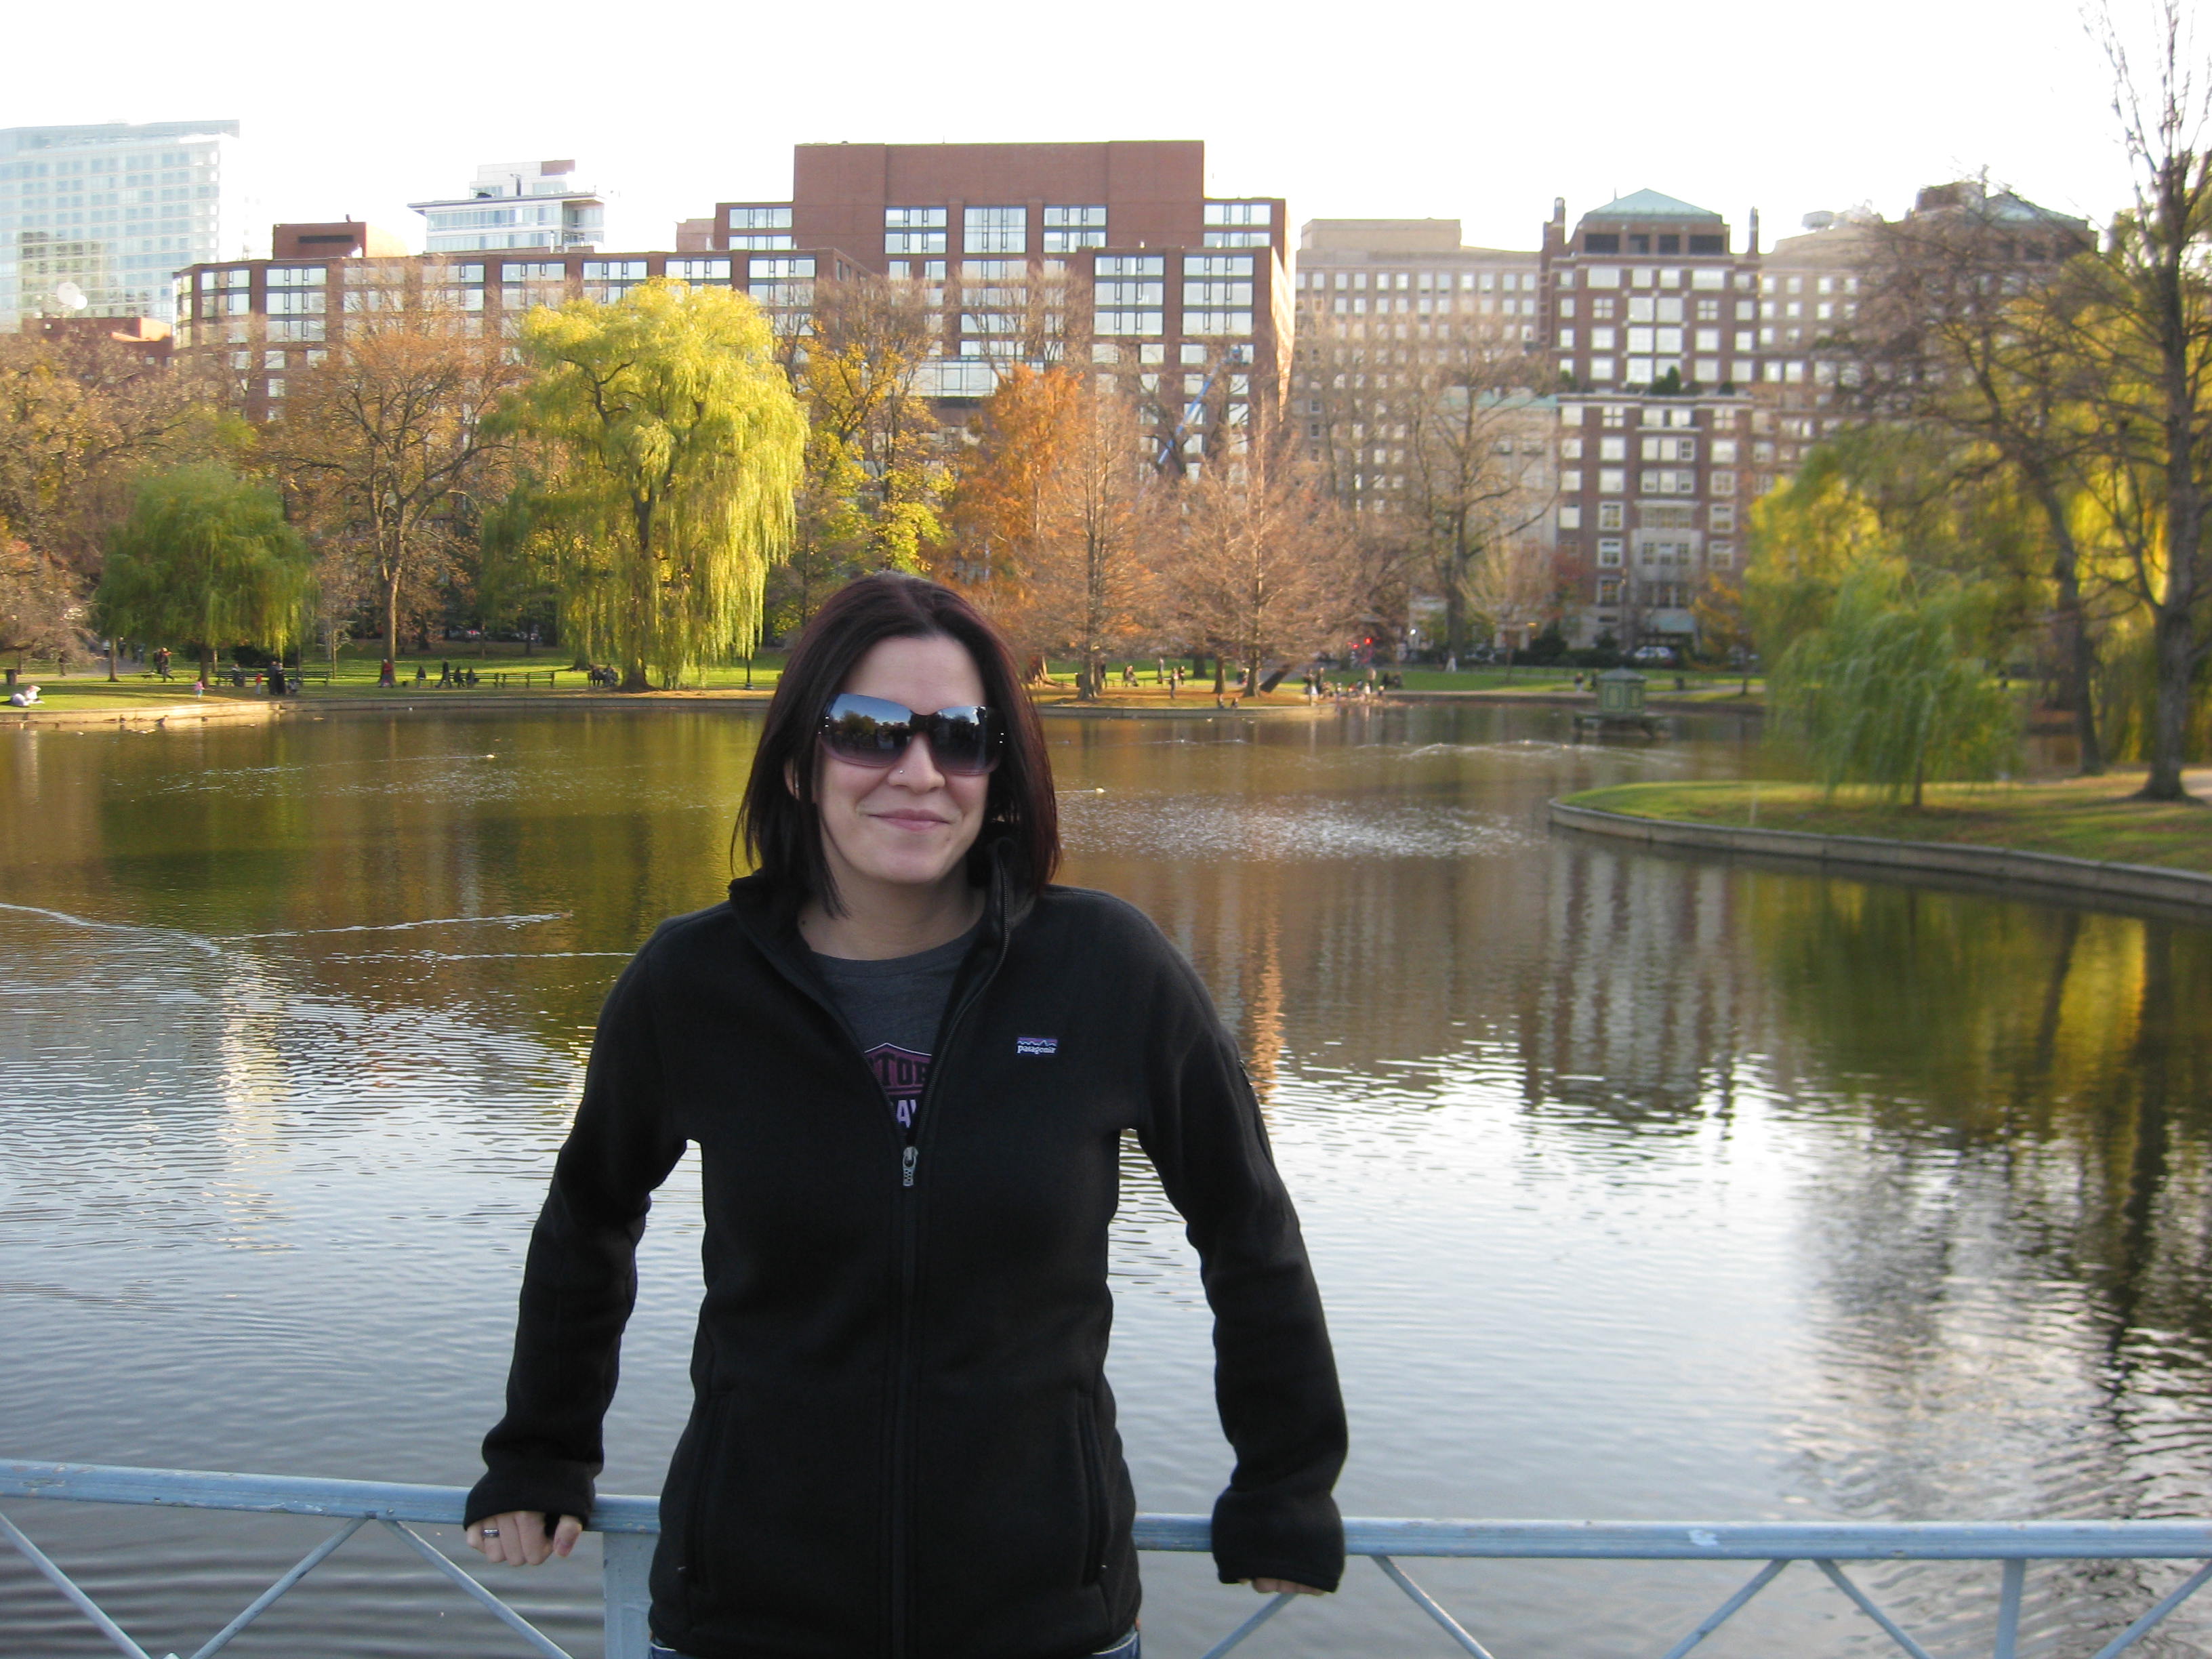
[482,1528,500,1538]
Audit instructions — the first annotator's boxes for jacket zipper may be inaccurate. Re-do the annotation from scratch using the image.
[886,913,1011,1659]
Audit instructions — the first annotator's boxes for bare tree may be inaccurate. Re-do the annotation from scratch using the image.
[1399,312,1555,658]
[2062,0,2212,799]
[273,294,523,670]
[1467,530,1559,662]
[1164,434,1363,693]
[1022,379,1163,698]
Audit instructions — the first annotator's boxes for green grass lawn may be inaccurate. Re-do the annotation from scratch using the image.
[3,673,262,711]
[10,650,1765,713]
[1567,776,2212,875]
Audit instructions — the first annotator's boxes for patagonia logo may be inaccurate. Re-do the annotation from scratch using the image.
[1015,1036,1059,1057]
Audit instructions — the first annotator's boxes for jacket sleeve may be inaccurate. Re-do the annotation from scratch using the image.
[1134,945,1348,1593]
[464,943,687,1528]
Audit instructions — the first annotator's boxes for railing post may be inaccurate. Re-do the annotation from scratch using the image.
[603,1532,654,1659]
[1993,1559,2025,1659]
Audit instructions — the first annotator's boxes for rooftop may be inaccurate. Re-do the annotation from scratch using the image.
[1580,189,1721,222]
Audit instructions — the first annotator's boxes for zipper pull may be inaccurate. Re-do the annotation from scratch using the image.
[901,1146,918,1189]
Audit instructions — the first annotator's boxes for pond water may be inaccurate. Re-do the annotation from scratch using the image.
[3,703,2211,1659]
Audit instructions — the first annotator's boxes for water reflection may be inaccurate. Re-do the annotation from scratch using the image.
[4,706,2210,1656]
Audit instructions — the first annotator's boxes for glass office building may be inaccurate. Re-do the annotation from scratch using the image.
[0,120,258,327]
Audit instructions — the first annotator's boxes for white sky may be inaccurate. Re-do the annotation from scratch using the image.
[7,0,2151,257]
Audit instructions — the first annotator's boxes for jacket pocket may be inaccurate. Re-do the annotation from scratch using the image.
[1077,1391,1109,1586]
[678,1394,732,1614]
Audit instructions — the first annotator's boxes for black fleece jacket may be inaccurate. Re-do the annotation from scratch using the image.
[465,859,1347,1659]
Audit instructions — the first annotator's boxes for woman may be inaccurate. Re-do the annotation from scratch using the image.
[464,573,1346,1659]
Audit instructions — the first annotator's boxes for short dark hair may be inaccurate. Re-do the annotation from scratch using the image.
[739,573,1059,908]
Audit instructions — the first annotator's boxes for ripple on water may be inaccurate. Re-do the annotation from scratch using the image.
[1059,792,1532,861]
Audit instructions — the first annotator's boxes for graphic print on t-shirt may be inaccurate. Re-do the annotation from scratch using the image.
[865,1043,932,1129]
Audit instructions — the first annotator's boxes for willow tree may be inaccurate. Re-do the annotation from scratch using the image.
[497,281,806,689]
[96,464,313,677]
[1772,560,2018,808]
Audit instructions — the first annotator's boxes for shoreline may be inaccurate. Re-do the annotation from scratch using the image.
[1549,797,2212,914]
[8,689,1355,726]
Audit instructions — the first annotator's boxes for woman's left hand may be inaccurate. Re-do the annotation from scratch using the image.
[1250,1578,1327,1595]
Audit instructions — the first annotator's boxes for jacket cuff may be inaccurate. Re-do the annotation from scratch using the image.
[463,1463,597,1530]
[1209,1487,1345,1593]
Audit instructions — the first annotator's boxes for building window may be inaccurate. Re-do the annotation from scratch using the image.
[1559,505,1582,529]
[1204,201,1272,227]
[1597,538,1625,567]
[729,207,792,230]
[1710,541,1735,567]
[885,206,947,254]
[1094,309,1164,337]
[1184,255,1253,277]
[1094,280,1164,306]
[1183,310,1253,336]
[1599,468,1626,494]
[964,206,1025,254]
[1559,469,1583,491]
[668,258,731,281]
[1598,502,1625,531]
[1097,255,1164,277]
[1044,204,1105,251]
[749,257,815,280]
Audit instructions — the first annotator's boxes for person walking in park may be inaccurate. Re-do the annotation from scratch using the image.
[463,572,1346,1659]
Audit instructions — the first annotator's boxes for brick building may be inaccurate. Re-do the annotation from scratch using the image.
[708,141,1292,438]
[172,226,863,419]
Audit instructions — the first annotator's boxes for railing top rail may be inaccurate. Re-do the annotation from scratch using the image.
[10,1461,2212,1561]
[0,1460,659,1535]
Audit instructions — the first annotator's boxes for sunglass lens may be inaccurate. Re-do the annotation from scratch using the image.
[823,696,912,764]
[820,696,1000,774]
[933,709,988,773]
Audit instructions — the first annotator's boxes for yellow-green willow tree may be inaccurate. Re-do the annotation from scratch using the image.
[95,464,313,678]
[495,281,806,690]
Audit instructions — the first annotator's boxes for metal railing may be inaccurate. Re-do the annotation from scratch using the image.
[5,1458,2212,1659]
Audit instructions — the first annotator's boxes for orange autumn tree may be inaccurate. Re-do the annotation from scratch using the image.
[945,363,1086,669]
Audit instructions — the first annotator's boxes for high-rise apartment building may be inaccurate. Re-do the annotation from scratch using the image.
[172,225,864,420]
[0,119,258,327]
[710,141,1292,431]
[410,161,605,254]
[1538,191,1778,647]
[1290,218,1546,518]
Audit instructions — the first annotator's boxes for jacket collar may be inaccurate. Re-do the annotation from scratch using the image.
[724,831,1031,989]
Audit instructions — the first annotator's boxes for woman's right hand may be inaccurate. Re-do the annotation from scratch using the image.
[467,1510,584,1566]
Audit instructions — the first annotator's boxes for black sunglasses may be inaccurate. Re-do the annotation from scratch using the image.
[819,693,1004,777]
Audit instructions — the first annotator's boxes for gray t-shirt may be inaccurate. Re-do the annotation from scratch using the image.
[811,924,977,1130]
